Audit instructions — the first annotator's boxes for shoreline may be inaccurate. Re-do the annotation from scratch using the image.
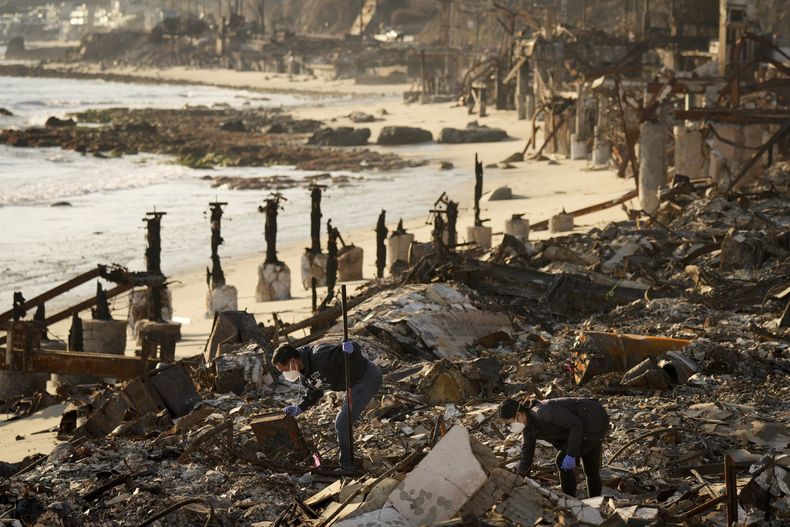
[0,62,410,98]
[2,65,640,357]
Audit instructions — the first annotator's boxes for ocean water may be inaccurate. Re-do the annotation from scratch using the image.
[0,74,303,128]
[0,76,467,311]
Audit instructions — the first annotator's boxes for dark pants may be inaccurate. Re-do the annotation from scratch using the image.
[335,360,382,467]
[555,440,603,498]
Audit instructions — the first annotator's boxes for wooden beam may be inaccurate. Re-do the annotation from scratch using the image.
[0,266,102,325]
[0,282,133,346]
[531,189,638,231]
[279,295,367,337]
[0,349,156,380]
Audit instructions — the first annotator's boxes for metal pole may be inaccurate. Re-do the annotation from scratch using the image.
[341,284,354,466]
[725,453,738,525]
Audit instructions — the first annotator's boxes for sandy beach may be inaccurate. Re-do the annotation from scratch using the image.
[35,65,638,359]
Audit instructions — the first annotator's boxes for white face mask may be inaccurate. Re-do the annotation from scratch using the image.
[509,421,525,434]
[283,370,300,382]
[282,360,301,382]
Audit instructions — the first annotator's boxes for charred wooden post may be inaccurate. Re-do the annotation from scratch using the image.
[68,312,83,352]
[495,65,507,110]
[516,57,529,120]
[325,219,339,302]
[420,50,427,103]
[33,303,47,339]
[262,193,286,265]
[311,278,318,312]
[203,201,238,315]
[12,291,26,322]
[143,210,167,322]
[446,200,458,247]
[93,282,112,321]
[257,193,291,302]
[135,209,181,357]
[432,210,446,250]
[467,155,493,249]
[207,201,228,288]
[375,210,388,279]
[430,192,457,251]
[302,184,328,290]
[474,154,483,227]
[309,184,324,255]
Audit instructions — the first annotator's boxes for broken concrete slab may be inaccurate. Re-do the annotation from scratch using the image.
[387,425,487,525]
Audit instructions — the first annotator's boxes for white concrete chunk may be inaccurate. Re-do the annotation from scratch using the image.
[387,425,487,526]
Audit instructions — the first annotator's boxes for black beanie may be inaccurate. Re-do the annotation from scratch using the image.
[498,398,521,420]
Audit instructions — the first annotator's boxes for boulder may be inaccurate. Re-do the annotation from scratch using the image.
[349,111,375,123]
[488,186,513,201]
[501,151,524,163]
[220,119,247,132]
[376,126,433,145]
[439,121,508,143]
[307,127,370,146]
[45,116,76,128]
[0,107,13,116]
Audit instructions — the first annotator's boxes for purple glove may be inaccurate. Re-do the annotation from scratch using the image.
[560,455,576,471]
[284,405,302,417]
[342,340,354,354]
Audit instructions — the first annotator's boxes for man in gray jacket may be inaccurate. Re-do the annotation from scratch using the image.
[499,397,609,497]
[273,340,382,469]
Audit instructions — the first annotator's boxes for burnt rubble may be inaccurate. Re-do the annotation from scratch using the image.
[0,162,787,527]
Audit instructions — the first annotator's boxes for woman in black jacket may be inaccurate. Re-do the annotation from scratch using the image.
[499,397,609,497]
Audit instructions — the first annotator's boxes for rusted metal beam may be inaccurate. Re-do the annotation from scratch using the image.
[0,349,156,380]
[0,266,102,326]
[572,331,692,385]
